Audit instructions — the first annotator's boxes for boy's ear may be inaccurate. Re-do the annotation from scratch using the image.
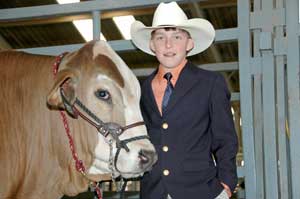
[186,38,194,52]
[150,40,156,53]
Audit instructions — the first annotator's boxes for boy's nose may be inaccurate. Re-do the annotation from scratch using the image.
[165,38,173,48]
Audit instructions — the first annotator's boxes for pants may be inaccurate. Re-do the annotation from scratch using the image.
[215,190,229,199]
[166,189,229,199]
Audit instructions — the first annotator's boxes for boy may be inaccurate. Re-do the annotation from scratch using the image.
[130,2,238,199]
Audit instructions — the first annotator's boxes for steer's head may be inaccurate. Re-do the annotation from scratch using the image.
[47,40,157,179]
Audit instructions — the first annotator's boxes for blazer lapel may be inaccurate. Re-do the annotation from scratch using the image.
[142,70,161,116]
[163,62,199,114]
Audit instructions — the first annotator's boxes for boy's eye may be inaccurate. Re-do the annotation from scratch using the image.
[156,36,164,40]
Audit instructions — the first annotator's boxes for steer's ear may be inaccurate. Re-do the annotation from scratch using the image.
[47,69,78,111]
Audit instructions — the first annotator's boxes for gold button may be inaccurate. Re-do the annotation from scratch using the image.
[163,169,170,176]
[162,122,168,129]
[162,146,169,152]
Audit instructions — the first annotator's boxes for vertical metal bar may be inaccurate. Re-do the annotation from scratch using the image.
[286,0,300,198]
[258,0,280,197]
[237,0,257,198]
[276,56,290,199]
[92,10,101,40]
[252,0,264,197]
[253,74,264,199]
[261,50,279,199]
[275,0,289,198]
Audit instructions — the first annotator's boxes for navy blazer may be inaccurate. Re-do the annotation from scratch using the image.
[140,62,238,199]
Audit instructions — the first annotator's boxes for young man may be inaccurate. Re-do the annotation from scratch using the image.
[130,2,238,199]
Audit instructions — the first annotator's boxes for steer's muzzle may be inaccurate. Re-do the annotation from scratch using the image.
[138,149,158,171]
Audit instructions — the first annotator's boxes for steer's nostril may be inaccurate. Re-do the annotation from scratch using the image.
[138,150,150,164]
[138,149,158,171]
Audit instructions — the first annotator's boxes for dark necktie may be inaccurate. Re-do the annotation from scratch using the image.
[162,72,173,112]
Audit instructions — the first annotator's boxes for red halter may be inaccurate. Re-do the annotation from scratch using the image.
[52,52,103,199]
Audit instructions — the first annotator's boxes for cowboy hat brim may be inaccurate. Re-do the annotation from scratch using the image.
[130,18,215,56]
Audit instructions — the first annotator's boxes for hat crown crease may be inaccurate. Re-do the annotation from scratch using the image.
[152,2,187,27]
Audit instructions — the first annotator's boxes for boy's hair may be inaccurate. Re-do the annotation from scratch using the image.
[151,27,191,39]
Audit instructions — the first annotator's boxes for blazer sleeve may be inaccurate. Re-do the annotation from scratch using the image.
[209,74,238,192]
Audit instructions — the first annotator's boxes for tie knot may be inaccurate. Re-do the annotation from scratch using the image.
[163,72,173,82]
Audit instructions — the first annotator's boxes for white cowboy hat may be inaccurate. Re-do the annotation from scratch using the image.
[130,1,215,56]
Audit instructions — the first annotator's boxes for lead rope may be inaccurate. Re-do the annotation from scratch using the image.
[53,52,103,199]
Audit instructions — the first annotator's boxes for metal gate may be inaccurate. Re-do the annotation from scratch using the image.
[238,0,300,198]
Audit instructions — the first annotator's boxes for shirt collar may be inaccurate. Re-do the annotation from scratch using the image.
[156,59,187,85]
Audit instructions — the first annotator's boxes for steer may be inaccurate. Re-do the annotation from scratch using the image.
[0,40,157,199]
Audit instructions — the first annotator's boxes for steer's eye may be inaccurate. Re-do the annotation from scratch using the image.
[95,89,111,101]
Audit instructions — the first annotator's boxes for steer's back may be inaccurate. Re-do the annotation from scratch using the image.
[0,51,68,198]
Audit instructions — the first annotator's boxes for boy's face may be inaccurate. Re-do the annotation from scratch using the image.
[150,28,194,70]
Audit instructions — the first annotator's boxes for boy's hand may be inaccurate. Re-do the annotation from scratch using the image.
[220,182,232,198]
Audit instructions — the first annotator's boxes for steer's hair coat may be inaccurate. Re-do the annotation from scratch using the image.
[0,40,156,199]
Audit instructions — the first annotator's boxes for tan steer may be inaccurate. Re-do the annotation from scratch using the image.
[0,40,157,199]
